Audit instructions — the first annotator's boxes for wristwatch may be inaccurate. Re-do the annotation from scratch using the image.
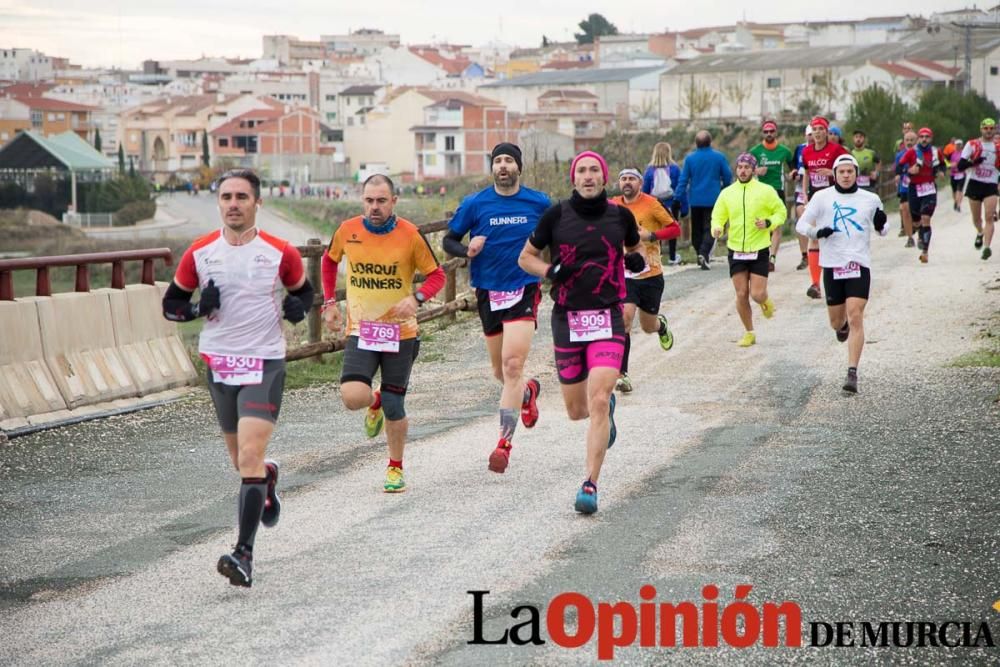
[414,291,426,307]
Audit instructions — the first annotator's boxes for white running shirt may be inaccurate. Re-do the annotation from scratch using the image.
[960,139,1000,184]
[796,187,883,269]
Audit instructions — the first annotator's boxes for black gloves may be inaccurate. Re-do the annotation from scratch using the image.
[283,279,315,324]
[974,156,986,166]
[816,227,836,239]
[197,279,220,318]
[546,263,566,284]
[624,252,646,273]
[873,209,887,232]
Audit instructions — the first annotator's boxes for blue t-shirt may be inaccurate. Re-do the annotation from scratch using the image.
[448,186,551,291]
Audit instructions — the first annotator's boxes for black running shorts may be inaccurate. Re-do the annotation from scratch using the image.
[907,186,937,219]
[965,179,999,201]
[341,336,420,395]
[475,282,541,337]
[206,359,285,433]
[728,248,770,278]
[823,266,871,306]
[624,274,664,315]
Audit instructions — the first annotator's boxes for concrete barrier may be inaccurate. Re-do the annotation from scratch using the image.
[35,292,138,409]
[0,299,68,429]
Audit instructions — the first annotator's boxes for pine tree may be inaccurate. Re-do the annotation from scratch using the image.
[117,144,125,174]
[94,128,102,152]
[201,130,210,167]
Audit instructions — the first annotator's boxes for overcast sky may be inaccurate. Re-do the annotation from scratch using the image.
[0,0,985,69]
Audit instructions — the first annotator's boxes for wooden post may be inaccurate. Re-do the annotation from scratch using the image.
[35,266,51,297]
[111,260,125,289]
[306,238,323,362]
[0,270,12,300]
[75,264,90,292]
[141,258,154,285]
[444,264,457,323]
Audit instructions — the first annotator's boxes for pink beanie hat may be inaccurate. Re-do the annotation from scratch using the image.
[570,150,608,184]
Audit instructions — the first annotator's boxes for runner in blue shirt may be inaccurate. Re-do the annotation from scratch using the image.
[444,143,551,474]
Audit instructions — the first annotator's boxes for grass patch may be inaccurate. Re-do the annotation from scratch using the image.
[950,311,1000,369]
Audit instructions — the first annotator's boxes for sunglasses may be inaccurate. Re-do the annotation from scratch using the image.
[918,134,931,138]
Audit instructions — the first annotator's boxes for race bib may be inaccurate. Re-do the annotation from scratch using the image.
[810,172,829,187]
[795,191,806,205]
[857,175,871,187]
[833,262,861,280]
[209,355,263,386]
[915,181,936,197]
[567,309,612,342]
[358,321,400,353]
[488,287,524,312]
[733,251,759,261]
[975,166,993,180]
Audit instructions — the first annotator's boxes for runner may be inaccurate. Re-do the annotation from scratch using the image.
[518,150,643,514]
[322,174,446,492]
[442,142,550,473]
[748,120,795,272]
[792,125,814,271]
[898,127,947,263]
[610,167,680,392]
[949,139,967,213]
[893,131,918,246]
[796,155,888,394]
[801,116,849,299]
[956,118,999,260]
[894,121,914,152]
[162,168,314,588]
[850,129,881,194]
[642,142,685,265]
[710,152,787,347]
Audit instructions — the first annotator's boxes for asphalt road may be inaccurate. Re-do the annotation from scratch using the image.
[1,205,998,665]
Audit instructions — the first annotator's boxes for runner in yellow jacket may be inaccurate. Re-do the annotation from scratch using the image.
[711,152,787,347]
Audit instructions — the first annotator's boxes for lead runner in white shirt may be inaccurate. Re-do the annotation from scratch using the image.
[796,155,888,394]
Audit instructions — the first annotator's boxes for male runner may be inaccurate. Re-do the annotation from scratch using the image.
[748,120,795,272]
[610,167,680,392]
[894,131,917,246]
[850,130,881,194]
[792,125,813,270]
[443,143,550,473]
[322,174,445,492]
[710,153,787,347]
[957,118,999,260]
[898,127,947,263]
[518,151,643,514]
[163,168,314,588]
[797,155,887,394]
[801,116,849,299]
[949,138,966,213]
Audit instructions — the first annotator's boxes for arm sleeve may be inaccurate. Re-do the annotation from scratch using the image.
[162,281,196,322]
[620,208,641,247]
[174,246,199,291]
[641,166,654,194]
[651,200,680,240]
[417,266,446,300]
[321,253,338,300]
[528,203,559,249]
[278,243,305,288]
[442,228,469,258]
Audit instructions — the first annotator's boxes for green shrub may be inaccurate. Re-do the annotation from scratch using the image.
[114,199,156,226]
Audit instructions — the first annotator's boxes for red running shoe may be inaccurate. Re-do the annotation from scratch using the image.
[488,439,512,473]
[521,378,541,428]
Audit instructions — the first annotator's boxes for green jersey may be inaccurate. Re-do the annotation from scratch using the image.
[749,142,794,193]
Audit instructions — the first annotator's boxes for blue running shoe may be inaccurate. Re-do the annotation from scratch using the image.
[607,393,617,449]
[574,480,598,514]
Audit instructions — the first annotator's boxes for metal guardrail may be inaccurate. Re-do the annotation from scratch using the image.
[62,212,115,228]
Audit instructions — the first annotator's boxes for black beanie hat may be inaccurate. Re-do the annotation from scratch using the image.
[490,142,523,171]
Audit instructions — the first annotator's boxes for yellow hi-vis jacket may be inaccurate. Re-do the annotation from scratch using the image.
[710,178,787,253]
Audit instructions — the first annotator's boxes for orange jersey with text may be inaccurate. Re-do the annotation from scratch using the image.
[610,192,677,278]
[327,216,440,339]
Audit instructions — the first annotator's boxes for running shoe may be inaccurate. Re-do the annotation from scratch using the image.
[666,256,682,266]
[697,255,710,271]
[983,247,993,261]
[760,298,775,319]
[657,314,674,350]
[768,256,776,273]
[365,390,384,438]
[919,253,928,263]
[383,466,406,493]
[975,234,984,249]
[574,480,598,514]
[261,459,281,528]
[521,378,541,428]
[615,374,633,393]
[806,284,821,299]
[217,545,253,587]
[607,393,617,449]
[488,438,512,474]
[897,229,906,237]
[737,331,756,347]
[842,368,859,394]
[796,256,808,270]
[904,238,915,248]
[835,321,850,343]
